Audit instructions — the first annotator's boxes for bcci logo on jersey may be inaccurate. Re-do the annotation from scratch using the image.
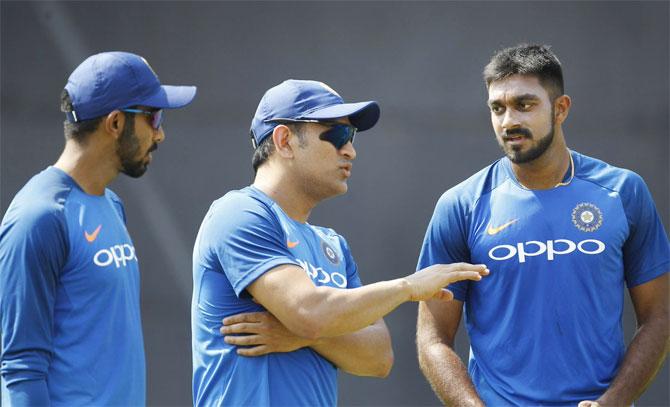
[94,244,138,268]
[572,202,603,232]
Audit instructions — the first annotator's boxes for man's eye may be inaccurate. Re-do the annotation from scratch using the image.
[519,103,532,110]
[491,105,504,114]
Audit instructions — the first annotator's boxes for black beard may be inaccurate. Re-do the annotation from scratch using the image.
[505,124,555,164]
[502,107,556,164]
[117,116,148,178]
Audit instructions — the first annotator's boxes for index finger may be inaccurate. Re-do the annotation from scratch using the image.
[451,263,489,273]
[222,312,265,326]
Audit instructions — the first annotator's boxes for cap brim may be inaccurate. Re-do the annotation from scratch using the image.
[141,85,197,109]
[301,101,380,132]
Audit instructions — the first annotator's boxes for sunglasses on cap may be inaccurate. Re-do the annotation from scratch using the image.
[121,108,164,130]
[270,119,357,150]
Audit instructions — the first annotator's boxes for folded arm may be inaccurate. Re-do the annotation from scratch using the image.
[222,311,393,377]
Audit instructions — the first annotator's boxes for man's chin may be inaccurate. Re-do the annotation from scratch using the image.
[121,164,148,178]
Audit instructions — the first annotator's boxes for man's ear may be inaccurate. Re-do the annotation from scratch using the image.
[554,95,571,125]
[103,110,125,139]
[272,125,294,159]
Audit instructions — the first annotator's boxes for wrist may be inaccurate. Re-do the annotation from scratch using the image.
[395,277,413,302]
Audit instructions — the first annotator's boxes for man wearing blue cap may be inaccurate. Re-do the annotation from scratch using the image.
[0,51,196,406]
[191,79,489,406]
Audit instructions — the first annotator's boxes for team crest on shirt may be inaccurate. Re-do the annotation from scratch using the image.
[571,202,603,232]
[320,239,340,265]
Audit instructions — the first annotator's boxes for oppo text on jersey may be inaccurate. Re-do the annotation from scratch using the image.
[488,238,606,263]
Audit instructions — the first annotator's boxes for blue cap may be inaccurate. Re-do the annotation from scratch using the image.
[250,79,380,148]
[64,51,197,122]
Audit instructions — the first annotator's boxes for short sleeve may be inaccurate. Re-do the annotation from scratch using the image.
[0,203,68,392]
[620,173,670,287]
[337,235,362,288]
[417,190,472,301]
[200,193,300,297]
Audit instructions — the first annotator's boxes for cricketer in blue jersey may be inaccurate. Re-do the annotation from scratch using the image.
[416,44,669,407]
[0,52,196,406]
[192,79,489,406]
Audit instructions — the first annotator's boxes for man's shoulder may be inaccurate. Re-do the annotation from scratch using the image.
[1,168,74,240]
[199,186,279,239]
[4,168,74,221]
[574,151,645,193]
[209,186,272,217]
[436,158,510,210]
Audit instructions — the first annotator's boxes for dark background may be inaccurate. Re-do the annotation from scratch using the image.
[1,1,668,406]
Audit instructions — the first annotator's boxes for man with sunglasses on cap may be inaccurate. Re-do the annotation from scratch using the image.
[191,79,489,406]
[0,51,196,405]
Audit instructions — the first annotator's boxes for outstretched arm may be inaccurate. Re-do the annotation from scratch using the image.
[416,299,484,406]
[222,312,393,377]
[245,262,488,340]
[579,273,669,407]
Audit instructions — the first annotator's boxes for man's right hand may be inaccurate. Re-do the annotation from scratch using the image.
[404,263,489,302]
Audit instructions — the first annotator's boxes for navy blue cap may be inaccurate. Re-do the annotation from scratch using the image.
[64,52,197,122]
[250,79,380,148]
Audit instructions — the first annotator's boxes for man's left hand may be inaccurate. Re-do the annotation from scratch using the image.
[220,311,312,356]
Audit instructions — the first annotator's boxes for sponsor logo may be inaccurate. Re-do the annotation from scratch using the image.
[93,244,138,268]
[287,239,300,249]
[572,202,603,232]
[488,238,605,263]
[84,224,102,243]
[486,219,518,236]
[321,240,340,265]
[296,258,347,288]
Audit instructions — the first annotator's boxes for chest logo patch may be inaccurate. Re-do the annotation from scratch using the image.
[321,239,340,265]
[572,202,603,232]
[85,224,102,243]
[487,219,518,235]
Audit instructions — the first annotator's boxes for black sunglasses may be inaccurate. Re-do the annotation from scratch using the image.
[121,108,164,129]
[270,119,357,150]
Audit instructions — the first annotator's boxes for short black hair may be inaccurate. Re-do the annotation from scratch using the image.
[483,44,564,100]
[251,123,306,173]
[60,89,103,143]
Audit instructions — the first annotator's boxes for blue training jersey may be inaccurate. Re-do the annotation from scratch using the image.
[0,166,145,406]
[192,186,362,407]
[418,151,669,406]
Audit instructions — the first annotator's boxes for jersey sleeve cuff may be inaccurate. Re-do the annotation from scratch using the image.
[232,257,301,297]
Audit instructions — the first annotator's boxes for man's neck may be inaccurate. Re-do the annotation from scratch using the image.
[510,136,571,190]
[54,140,118,196]
[253,166,316,223]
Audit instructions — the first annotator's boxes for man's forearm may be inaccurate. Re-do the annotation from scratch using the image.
[597,315,669,406]
[248,263,487,340]
[418,341,484,406]
[311,320,393,377]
